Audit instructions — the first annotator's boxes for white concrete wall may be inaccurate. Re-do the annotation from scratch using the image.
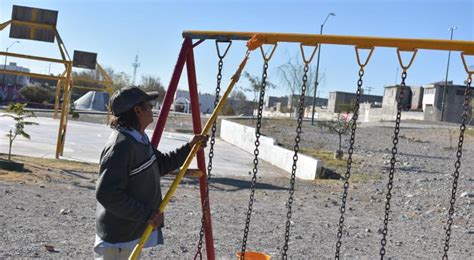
[359,104,424,122]
[220,119,323,180]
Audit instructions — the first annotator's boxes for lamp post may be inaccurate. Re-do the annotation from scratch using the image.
[2,41,20,87]
[440,26,457,122]
[311,12,335,125]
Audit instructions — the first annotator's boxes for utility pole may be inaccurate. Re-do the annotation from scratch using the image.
[132,54,140,85]
[440,26,457,122]
[2,41,20,87]
[365,86,373,95]
[311,12,336,125]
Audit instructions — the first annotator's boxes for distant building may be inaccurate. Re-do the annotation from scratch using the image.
[422,81,473,123]
[382,85,412,114]
[265,96,289,108]
[288,95,328,109]
[174,90,253,115]
[0,62,30,86]
[328,91,382,113]
[410,86,424,111]
[174,90,215,114]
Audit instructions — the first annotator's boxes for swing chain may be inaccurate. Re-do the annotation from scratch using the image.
[380,71,407,259]
[442,77,472,259]
[334,68,364,259]
[241,60,269,258]
[194,43,227,260]
[281,63,309,259]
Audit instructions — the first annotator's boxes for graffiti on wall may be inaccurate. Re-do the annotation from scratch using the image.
[0,84,26,103]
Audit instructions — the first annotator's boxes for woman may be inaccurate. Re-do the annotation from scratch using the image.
[94,86,208,259]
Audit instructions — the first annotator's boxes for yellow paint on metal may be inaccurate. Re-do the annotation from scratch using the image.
[0,69,66,81]
[0,51,69,64]
[461,52,474,76]
[53,72,66,119]
[11,20,55,30]
[55,63,73,158]
[355,46,375,68]
[0,20,11,31]
[396,49,418,71]
[183,31,474,53]
[29,9,37,40]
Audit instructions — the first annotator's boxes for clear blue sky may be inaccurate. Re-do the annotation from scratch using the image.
[1,0,473,98]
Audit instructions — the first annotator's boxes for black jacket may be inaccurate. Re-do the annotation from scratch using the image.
[95,130,191,243]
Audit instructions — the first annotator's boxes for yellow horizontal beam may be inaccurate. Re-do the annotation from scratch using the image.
[73,77,111,85]
[72,85,112,92]
[0,51,70,65]
[0,69,66,81]
[183,31,474,53]
[12,20,55,30]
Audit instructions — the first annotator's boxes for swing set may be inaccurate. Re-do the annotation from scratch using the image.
[128,30,473,259]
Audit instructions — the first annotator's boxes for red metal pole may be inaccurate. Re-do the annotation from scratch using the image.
[187,45,216,260]
[151,38,193,147]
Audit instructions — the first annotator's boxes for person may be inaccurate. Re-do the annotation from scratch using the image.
[94,86,208,259]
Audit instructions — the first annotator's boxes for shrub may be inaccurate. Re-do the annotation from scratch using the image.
[19,85,54,104]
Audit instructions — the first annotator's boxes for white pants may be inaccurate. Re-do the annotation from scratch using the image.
[94,247,137,260]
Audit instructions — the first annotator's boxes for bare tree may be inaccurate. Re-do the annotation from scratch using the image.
[318,113,354,160]
[242,71,276,114]
[277,56,323,110]
[140,75,165,102]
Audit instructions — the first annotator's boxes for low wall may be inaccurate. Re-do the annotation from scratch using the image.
[220,119,323,180]
[359,104,424,122]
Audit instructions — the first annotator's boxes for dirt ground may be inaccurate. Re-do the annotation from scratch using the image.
[0,118,473,259]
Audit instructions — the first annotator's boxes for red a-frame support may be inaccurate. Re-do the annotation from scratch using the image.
[150,38,215,260]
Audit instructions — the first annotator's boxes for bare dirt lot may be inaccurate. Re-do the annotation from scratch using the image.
[0,117,473,259]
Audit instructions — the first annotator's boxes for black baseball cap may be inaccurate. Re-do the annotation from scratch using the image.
[110,86,159,115]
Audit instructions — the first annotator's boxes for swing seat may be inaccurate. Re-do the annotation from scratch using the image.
[236,251,271,260]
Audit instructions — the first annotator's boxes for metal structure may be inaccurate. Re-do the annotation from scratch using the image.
[0,6,73,160]
[127,30,473,260]
[0,6,114,159]
[53,56,113,126]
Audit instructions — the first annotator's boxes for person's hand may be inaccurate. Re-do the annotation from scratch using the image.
[189,134,209,150]
[147,211,164,229]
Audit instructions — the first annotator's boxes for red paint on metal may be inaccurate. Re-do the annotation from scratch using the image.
[187,46,216,260]
[151,38,192,147]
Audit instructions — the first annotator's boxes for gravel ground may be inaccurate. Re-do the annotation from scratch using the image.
[0,117,473,259]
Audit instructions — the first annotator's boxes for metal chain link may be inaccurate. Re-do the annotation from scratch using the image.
[194,41,229,260]
[442,77,472,259]
[379,71,407,259]
[281,63,309,259]
[334,68,365,259]
[240,60,269,259]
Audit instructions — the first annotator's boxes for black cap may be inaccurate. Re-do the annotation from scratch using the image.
[110,86,159,115]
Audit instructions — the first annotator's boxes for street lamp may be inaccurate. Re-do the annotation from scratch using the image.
[440,26,457,122]
[311,12,335,125]
[2,41,21,87]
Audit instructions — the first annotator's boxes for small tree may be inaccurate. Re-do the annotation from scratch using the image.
[243,71,276,112]
[318,113,354,160]
[2,103,39,160]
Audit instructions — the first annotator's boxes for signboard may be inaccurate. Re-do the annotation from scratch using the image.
[73,51,98,70]
[9,5,58,43]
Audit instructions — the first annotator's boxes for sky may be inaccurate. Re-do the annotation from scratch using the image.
[1,0,473,99]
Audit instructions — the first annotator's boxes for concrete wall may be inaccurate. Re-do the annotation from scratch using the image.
[359,103,424,122]
[411,87,424,110]
[327,91,382,113]
[220,119,323,180]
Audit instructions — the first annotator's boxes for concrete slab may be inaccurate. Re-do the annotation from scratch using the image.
[0,114,286,178]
